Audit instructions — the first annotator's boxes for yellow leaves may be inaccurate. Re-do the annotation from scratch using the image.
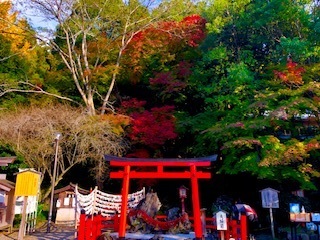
[0,2,35,59]
[282,142,308,164]
[259,137,309,167]
[299,163,313,174]
[101,113,131,135]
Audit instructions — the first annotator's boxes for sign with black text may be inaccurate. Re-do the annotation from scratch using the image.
[216,210,227,230]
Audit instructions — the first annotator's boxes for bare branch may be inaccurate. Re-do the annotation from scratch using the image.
[0,81,79,103]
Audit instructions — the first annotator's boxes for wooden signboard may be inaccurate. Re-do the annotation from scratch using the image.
[290,213,311,222]
[216,211,228,230]
[15,170,41,197]
[14,169,41,240]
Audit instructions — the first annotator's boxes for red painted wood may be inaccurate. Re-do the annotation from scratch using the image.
[190,165,202,239]
[110,161,211,167]
[128,209,188,230]
[241,214,247,240]
[85,216,92,240]
[106,155,215,238]
[110,171,211,179]
[78,212,86,240]
[78,213,248,238]
[118,165,130,239]
[226,218,231,238]
[113,213,119,232]
[95,213,102,238]
[229,219,237,238]
[92,215,97,240]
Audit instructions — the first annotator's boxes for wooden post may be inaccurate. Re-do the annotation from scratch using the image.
[85,215,92,240]
[92,213,97,240]
[270,207,275,239]
[241,214,247,240]
[226,218,231,239]
[18,196,28,240]
[230,219,237,238]
[220,230,225,240]
[74,185,79,240]
[96,213,102,237]
[77,210,86,240]
[118,165,130,239]
[114,212,119,231]
[190,165,202,240]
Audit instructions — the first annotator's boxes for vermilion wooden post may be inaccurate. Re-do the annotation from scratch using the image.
[226,218,231,239]
[230,219,237,238]
[118,165,130,239]
[190,165,202,239]
[92,214,97,240]
[85,215,92,240]
[113,213,119,231]
[96,213,102,237]
[78,211,86,240]
[241,214,247,240]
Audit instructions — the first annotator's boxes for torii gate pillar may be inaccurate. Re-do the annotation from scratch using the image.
[191,165,202,239]
[119,165,130,239]
[105,154,217,240]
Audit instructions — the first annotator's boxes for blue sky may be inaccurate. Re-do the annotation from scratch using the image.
[12,0,58,32]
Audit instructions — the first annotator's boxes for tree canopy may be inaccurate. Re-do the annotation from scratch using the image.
[1,0,320,202]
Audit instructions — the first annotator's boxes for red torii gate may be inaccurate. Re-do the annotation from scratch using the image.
[104,154,217,240]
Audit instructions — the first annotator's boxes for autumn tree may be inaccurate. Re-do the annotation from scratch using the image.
[0,104,127,200]
[0,1,73,108]
[175,0,320,190]
[121,15,206,86]
[118,98,177,157]
[11,0,199,116]
[274,59,305,88]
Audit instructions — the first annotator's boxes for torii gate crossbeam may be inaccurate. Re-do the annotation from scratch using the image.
[105,155,217,240]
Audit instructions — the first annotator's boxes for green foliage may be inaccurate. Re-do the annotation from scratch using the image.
[1,0,320,193]
[203,0,251,34]
[35,203,47,224]
[13,214,21,228]
[277,37,310,62]
[0,36,27,75]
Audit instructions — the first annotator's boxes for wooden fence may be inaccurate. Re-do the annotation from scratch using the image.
[77,211,247,240]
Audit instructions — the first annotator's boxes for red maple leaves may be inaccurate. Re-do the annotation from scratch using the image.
[180,15,207,47]
[119,99,177,150]
[118,15,206,155]
[123,14,206,83]
[132,14,206,49]
[274,59,305,88]
[129,105,177,147]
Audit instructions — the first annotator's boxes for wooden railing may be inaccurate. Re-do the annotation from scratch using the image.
[77,212,247,240]
[77,213,119,240]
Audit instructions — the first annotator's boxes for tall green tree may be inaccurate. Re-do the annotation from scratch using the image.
[176,0,320,190]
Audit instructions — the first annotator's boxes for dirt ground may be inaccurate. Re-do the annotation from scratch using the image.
[0,224,76,240]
